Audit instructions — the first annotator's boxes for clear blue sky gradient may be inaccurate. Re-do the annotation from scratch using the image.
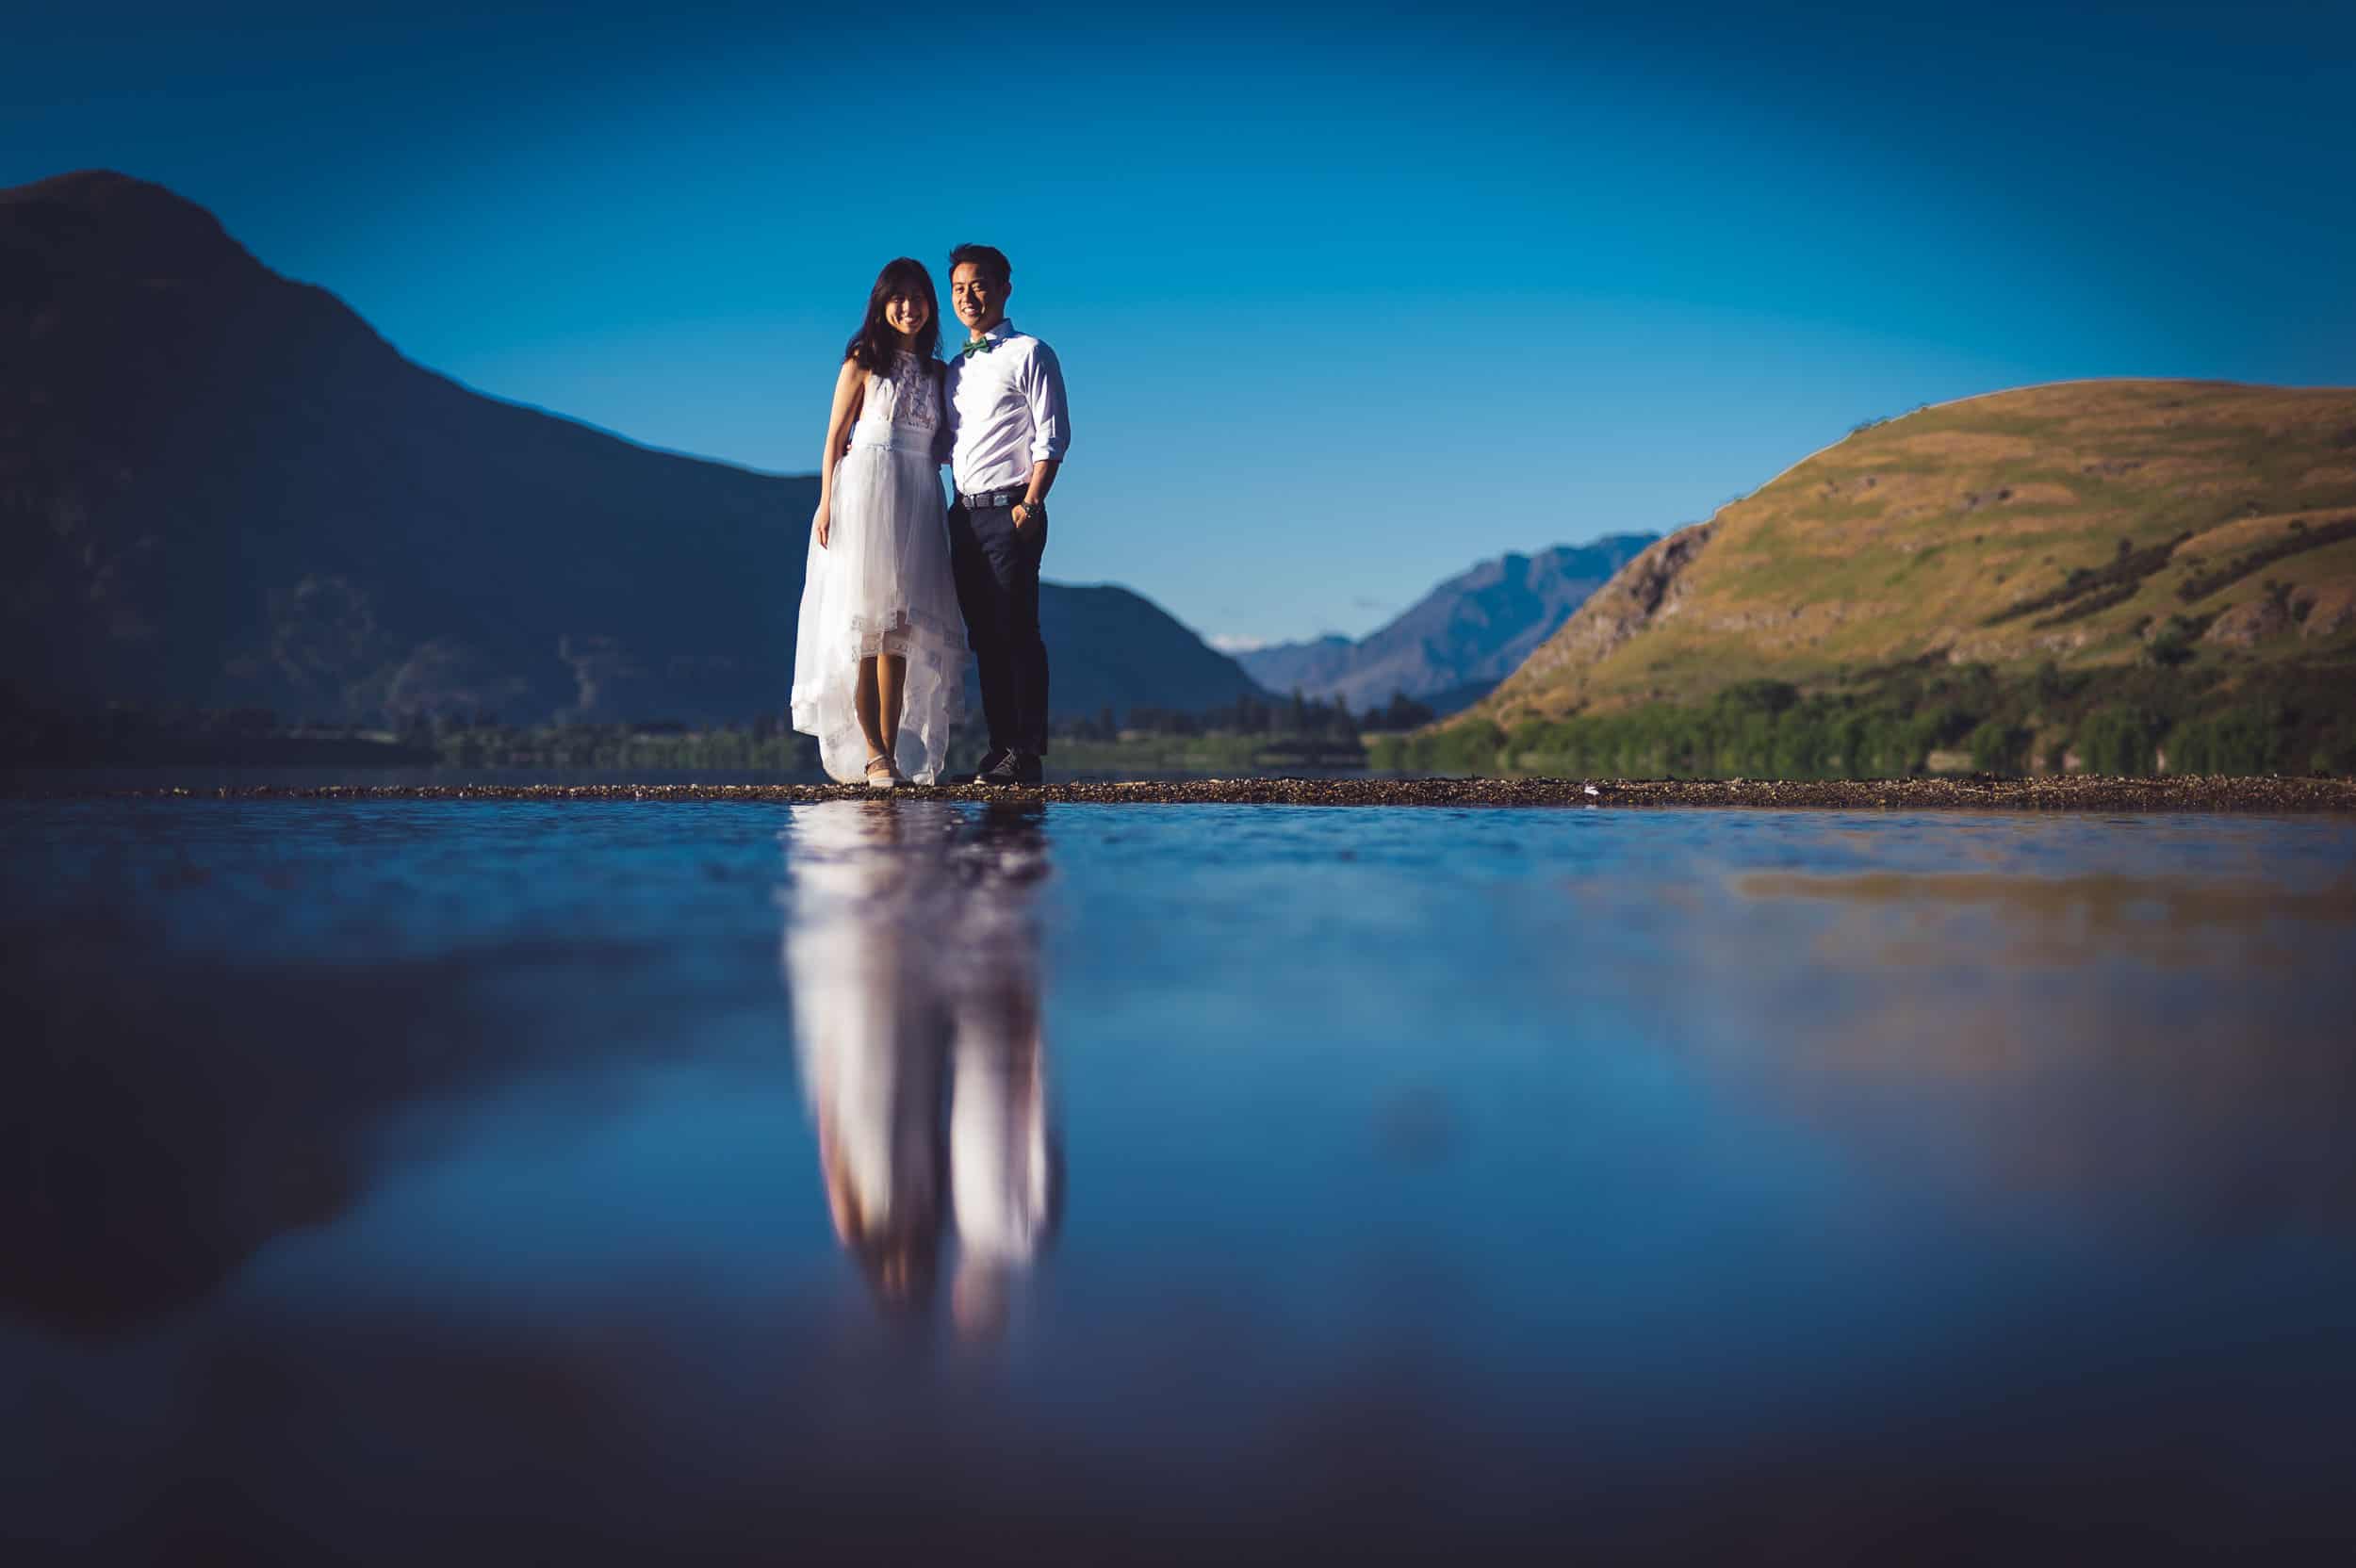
[10,1,2354,645]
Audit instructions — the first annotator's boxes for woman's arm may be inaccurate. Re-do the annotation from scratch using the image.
[813,358,865,548]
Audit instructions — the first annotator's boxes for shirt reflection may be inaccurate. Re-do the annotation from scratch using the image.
[782,800,1056,1335]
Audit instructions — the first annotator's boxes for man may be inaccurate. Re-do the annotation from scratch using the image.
[943,244,1069,786]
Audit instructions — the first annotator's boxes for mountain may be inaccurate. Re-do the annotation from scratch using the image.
[1039,583,1268,718]
[1237,536,1658,712]
[1465,381,2356,725]
[1235,636,1356,703]
[0,171,1266,727]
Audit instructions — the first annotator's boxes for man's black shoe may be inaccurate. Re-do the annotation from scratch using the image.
[1009,752,1044,785]
[970,747,1013,785]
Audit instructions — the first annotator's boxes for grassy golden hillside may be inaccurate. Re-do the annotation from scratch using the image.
[1478,380,2356,724]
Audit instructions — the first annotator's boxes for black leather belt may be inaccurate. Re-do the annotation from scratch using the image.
[957,487,1028,510]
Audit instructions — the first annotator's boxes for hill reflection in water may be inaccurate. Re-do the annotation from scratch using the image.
[1,801,2352,1560]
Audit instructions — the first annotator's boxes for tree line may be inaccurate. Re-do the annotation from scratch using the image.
[1055,689,1435,742]
[1368,661,2356,779]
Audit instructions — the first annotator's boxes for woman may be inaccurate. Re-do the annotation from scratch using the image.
[785,801,950,1312]
[781,799,1059,1331]
[791,259,965,785]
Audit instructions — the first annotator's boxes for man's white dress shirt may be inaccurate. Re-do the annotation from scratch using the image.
[945,320,1070,496]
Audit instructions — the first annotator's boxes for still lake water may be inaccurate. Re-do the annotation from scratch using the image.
[5,798,2354,1561]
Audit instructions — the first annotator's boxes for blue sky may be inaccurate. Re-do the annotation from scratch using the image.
[9,1,2354,646]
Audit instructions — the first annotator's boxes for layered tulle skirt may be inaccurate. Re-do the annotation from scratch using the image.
[791,433,967,782]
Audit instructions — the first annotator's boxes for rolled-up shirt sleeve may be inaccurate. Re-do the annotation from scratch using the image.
[1023,343,1070,464]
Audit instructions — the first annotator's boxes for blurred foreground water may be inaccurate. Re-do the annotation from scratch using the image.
[4,799,2353,1561]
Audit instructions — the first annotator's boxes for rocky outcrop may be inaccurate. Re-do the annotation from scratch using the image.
[1482,521,1714,706]
[2204,596,2293,646]
[2292,579,2356,640]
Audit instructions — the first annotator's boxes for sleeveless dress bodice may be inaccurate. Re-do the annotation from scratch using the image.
[849,352,941,456]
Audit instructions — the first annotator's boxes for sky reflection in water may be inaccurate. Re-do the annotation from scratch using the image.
[3,800,2353,1560]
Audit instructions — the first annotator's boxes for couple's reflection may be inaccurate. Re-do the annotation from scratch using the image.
[782,800,1057,1335]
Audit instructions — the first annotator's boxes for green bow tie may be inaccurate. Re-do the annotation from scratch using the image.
[958,335,1002,359]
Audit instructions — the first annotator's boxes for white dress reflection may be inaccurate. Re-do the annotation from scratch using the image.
[783,800,1057,1333]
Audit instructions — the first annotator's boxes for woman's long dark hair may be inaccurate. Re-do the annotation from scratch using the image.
[843,257,941,379]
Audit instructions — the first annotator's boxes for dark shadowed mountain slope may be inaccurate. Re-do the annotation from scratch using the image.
[1237,536,1658,711]
[1039,584,1268,719]
[1,171,1264,726]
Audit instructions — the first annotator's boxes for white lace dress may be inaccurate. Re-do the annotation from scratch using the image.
[791,352,966,782]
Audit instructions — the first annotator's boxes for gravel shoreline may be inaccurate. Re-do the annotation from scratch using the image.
[21,776,2356,810]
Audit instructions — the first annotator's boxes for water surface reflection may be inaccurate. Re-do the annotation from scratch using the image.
[784,802,1057,1334]
[1,802,2351,1560]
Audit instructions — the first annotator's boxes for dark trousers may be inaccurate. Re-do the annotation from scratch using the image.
[947,499,1050,756]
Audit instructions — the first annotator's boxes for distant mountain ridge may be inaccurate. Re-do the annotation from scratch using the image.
[1238,536,1658,710]
[0,170,1267,726]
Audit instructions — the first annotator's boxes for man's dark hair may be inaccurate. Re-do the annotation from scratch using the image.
[948,243,1011,290]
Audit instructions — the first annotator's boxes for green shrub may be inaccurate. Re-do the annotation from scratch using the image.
[1429,720,1507,775]
[1966,720,2032,774]
[1771,711,1835,777]
[2078,706,2162,776]
[2312,720,2356,776]
[2168,704,2282,776]
[1506,718,1555,761]
[1716,678,1800,715]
